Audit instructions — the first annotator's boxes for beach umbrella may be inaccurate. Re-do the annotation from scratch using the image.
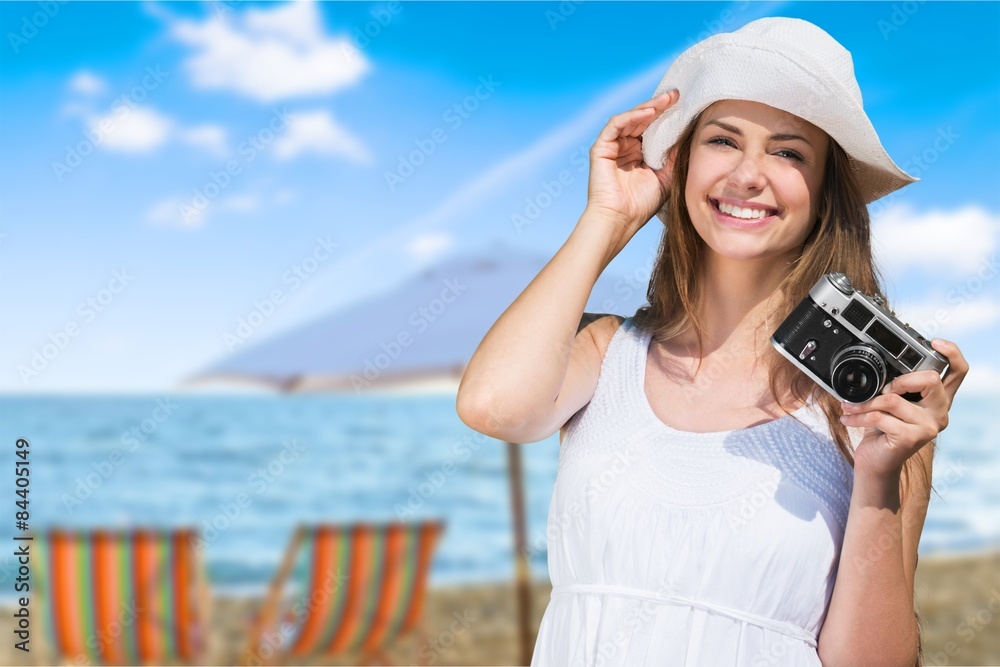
[190,243,647,665]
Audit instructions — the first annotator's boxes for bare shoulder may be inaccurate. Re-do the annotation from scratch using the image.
[578,312,627,355]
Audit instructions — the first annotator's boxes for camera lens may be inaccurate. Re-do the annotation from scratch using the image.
[831,345,886,403]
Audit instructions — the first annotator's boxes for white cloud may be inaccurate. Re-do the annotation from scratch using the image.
[961,363,1000,395]
[87,107,173,153]
[144,190,273,229]
[64,69,225,156]
[408,233,454,261]
[168,0,371,102]
[145,196,204,229]
[901,297,1000,336]
[272,110,372,163]
[273,188,296,205]
[179,124,228,157]
[873,203,999,276]
[70,71,107,95]
[218,194,260,213]
[84,106,229,157]
[950,300,1000,332]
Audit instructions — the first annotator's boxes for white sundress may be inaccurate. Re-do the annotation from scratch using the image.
[530,316,856,667]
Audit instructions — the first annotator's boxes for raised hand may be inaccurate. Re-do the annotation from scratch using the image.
[584,89,680,238]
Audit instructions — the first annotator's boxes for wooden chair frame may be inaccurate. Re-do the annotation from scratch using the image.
[241,521,444,667]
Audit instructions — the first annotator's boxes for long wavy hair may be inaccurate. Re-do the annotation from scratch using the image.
[633,104,931,665]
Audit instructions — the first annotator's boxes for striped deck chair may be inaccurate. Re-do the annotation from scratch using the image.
[242,520,445,666]
[33,527,209,665]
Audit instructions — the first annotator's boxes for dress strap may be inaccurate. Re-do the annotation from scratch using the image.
[550,583,818,648]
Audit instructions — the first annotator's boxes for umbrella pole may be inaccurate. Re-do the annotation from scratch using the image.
[506,440,533,665]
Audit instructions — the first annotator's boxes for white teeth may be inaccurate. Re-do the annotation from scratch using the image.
[715,199,773,220]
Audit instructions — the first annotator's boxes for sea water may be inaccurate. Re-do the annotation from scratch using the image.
[0,392,996,599]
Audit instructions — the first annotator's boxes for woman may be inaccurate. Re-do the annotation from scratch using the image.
[456,17,968,667]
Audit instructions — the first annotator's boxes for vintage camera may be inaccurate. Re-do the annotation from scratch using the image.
[771,273,949,403]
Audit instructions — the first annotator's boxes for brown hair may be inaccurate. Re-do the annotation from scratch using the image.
[633,107,931,662]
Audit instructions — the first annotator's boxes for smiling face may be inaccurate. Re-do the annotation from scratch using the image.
[683,99,830,264]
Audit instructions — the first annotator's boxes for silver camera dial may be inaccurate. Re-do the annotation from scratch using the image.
[827,273,854,296]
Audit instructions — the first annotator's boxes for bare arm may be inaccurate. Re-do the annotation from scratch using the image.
[456,219,621,443]
[817,462,922,667]
[818,340,969,667]
[456,90,679,443]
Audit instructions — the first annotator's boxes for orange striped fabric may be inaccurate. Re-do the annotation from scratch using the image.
[285,521,444,658]
[34,528,203,665]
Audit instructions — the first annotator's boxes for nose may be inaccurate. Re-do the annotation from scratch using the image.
[727,153,766,191]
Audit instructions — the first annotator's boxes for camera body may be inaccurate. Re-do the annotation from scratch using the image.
[771,273,949,404]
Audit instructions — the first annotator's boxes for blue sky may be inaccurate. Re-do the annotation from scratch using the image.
[1,0,998,393]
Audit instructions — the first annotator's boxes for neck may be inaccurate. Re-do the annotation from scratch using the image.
[689,250,796,352]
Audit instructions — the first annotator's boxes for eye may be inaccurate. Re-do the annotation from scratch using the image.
[776,149,804,162]
[707,136,737,149]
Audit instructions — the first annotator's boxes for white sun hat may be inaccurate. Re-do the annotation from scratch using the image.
[641,16,917,220]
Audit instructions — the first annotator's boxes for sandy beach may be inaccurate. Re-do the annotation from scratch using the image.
[6,550,998,666]
[914,549,1000,667]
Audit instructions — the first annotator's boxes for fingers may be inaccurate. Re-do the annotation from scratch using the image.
[841,390,914,417]
[931,338,969,398]
[630,89,678,113]
[840,407,911,440]
[840,370,950,442]
[595,90,679,145]
[840,397,939,444]
[881,370,948,404]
